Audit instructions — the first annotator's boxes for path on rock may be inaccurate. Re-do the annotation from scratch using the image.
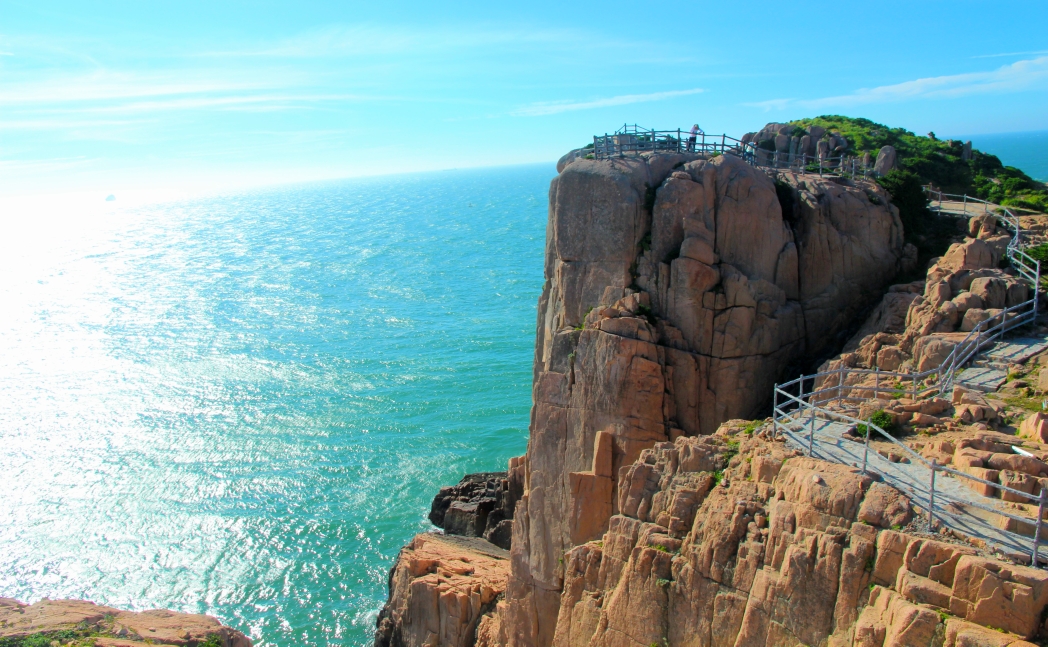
[957,337,1048,393]
[776,417,1032,559]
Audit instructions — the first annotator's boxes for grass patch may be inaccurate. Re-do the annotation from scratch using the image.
[649,543,670,553]
[636,303,657,326]
[722,440,740,463]
[791,116,1048,213]
[999,392,1044,414]
[857,410,900,438]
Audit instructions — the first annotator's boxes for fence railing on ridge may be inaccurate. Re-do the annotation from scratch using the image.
[592,124,879,179]
[772,192,1045,565]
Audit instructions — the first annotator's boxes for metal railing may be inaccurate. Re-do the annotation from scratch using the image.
[592,125,877,181]
[772,194,1045,564]
[592,125,748,158]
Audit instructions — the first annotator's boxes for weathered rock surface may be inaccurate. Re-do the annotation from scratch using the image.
[0,597,251,646]
[374,533,509,647]
[388,425,1048,646]
[429,464,524,550]
[875,145,898,175]
[379,146,1042,647]
[493,151,905,647]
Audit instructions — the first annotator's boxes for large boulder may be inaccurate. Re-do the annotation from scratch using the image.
[874,145,898,175]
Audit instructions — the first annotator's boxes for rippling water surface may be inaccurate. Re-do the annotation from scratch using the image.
[0,164,552,646]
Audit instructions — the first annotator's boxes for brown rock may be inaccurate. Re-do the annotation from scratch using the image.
[951,291,984,313]
[857,482,913,528]
[375,534,508,647]
[950,556,1048,638]
[970,277,1007,309]
[0,598,250,647]
[1019,412,1048,443]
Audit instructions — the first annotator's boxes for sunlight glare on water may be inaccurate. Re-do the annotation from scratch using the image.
[0,164,552,646]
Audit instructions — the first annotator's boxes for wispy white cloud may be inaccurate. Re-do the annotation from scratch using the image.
[203,24,611,59]
[512,88,704,117]
[747,56,1048,112]
[0,72,277,106]
[971,50,1048,59]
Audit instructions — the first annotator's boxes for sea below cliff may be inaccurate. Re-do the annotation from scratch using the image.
[0,164,551,646]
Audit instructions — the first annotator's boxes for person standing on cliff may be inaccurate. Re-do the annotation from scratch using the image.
[687,124,703,152]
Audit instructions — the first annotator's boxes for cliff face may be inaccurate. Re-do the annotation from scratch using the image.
[547,425,1048,647]
[499,152,907,647]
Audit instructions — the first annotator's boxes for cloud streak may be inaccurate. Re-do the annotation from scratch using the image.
[747,56,1048,111]
[512,88,704,117]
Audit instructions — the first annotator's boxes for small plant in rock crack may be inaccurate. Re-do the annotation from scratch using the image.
[856,410,900,437]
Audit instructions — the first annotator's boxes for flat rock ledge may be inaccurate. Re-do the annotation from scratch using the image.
[0,597,251,647]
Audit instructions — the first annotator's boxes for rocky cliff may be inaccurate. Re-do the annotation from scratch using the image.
[500,151,909,647]
[376,149,925,646]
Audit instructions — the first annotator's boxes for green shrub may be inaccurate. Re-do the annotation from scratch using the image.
[856,410,899,438]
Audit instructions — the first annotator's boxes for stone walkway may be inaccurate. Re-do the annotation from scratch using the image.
[956,337,1048,393]
[776,417,1039,562]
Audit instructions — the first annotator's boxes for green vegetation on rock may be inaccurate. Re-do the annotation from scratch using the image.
[856,410,900,438]
[790,116,1048,212]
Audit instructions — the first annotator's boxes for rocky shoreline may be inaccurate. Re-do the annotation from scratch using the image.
[0,597,251,647]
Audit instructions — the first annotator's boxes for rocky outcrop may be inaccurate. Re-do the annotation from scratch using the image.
[826,215,1025,380]
[429,463,525,550]
[0,597,251,646]
[875,145,898,176]
[490,151,906,647]
[544,424,1048,647]
[385,423,1048,646]
[374,534,509,647]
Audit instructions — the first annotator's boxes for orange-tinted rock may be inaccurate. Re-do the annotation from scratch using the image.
[0,598,250,647]
[1020,412,1048,444]
[375,534,509,647]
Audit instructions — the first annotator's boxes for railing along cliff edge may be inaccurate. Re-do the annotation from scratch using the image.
[593,124,878,179]
[773,192,1045,565]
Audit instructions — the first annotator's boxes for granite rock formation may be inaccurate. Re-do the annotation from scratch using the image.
[380,422,1048,647]
[377,149,920,647]
[497,151,907,647]
[824,214,1025,379]
[0,597,251,647]
[374,534,509,647]
[429,463,525,550]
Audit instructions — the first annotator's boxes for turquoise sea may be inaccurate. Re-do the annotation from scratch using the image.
[0,164,552,646]
[967,130,1048,182]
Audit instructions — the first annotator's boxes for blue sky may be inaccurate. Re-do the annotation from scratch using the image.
[1,0,1046,198]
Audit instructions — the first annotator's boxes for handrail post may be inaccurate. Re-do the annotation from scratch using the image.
[772,386,778,440]
[874,366,880,400]
[808,400,815,457]
[838,366,845,404]
[862,417,870,475]
[1034,488,1046,567]
[928,460,937,532]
